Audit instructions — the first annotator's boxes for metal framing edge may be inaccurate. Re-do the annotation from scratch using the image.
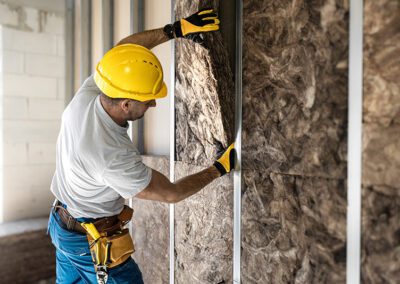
[129,0,145,154]
[346,0,363,283]
[233,0,243,282]
[128,0,145,230]
[101,0,114,53]
[80,0,91,84]
[169,1,176,283]
[65,0,75,103]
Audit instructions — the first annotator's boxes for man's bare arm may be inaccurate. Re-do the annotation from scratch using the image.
[135,144,235,203]
[115,8,220,50]
[135,167,221,203]
[116,28,169,50]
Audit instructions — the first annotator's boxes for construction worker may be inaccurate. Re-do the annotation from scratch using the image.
[47,8,236,284]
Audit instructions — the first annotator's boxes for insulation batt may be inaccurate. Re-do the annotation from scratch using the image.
[131,156,170,284]
[174,0,235,283]
[241,0,348,283]
[362,0,400,283]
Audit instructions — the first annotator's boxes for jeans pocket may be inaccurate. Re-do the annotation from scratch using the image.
[49,211,90,256]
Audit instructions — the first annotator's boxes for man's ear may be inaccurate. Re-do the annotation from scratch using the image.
[119,99,131,113]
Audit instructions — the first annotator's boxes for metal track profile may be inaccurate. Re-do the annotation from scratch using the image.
[233,0,243,282]
[346,0,364,283]
[65,0,75,103]
[101,0,114,53]
[80,0,91,84]
[129,0,145,154]
[169,1,176,283]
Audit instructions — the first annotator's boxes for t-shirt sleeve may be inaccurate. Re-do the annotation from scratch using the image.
[103,150,152,199]
[74,74,100,99]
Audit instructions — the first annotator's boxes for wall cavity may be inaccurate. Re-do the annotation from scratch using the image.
[132,156,170,284]
[174,0,235,283]
[361,0,400,282]
[241,0,349,282]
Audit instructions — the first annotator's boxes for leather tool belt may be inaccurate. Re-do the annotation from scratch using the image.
[54,201,121,235]
[53,201,135,284]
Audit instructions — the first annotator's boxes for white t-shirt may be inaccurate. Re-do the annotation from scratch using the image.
[51,75,152,218]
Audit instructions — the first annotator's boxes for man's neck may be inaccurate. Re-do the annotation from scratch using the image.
[99,96,128,127]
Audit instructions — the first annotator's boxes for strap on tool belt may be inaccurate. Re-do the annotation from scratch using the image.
[80,206,135,284]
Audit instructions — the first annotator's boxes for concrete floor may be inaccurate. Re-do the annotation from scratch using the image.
[37,278,56,283]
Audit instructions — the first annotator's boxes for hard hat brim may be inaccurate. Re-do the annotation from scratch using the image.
[94,70,168,102]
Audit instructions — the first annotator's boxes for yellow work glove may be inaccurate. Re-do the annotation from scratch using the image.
[213,143,236,176]
[163,8,220,41]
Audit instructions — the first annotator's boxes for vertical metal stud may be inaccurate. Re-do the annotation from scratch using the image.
[169,1,176,283]
[129,0,145,154]
[346,0,363,283]
[102,0,114,53]
[233,0,243,282]
[80,0,92,84]
[65,0,75,103]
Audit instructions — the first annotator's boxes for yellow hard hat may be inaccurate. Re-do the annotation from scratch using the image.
[94,44,167,101]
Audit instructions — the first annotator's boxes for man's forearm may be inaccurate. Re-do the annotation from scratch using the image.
[116,28,169,50]
[172,166,221,203]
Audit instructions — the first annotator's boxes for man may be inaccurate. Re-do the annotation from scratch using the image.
[47,8,236,284]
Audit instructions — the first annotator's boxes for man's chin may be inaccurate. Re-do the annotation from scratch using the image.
[129,114,145,121]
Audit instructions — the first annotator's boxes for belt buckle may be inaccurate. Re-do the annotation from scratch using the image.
[66,215,75,231]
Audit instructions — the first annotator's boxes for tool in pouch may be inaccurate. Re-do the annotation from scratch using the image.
[80,206,135,284]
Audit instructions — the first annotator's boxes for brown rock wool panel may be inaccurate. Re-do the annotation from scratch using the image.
[241,0,348,282]
[174,162,233,284]
[175,0,235,166]
[241,171,347,283]
[363,0,400,127]
[174,0,235,283]
[242,0,348,178]
[362,0,400,282]
[131,156,170,284]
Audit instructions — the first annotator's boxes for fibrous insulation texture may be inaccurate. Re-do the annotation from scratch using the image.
[241,0,348,282]
[174,0,235,283]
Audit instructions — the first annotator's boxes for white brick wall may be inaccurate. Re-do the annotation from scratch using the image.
[0,3,66,222]
[28,143,56,164]
[3,51,24,74]
[3,165,55,220]
[25,53,64,78]
[28,98,65,120]
[4,74,58,98]
[41,12,64,35]
[2,28,57,55]
[3,120,60,144]
[0,3,19,27]
[3,143,28,165]
[3,97,29,120]
[24,7,40,32]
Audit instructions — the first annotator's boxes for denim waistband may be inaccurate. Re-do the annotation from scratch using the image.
[55,201,96,223]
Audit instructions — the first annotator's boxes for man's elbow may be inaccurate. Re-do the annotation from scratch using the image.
[165,193,182,204]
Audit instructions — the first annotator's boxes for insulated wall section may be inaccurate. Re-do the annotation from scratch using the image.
[241,1,349,283]
[131,156,169,284]
[361,0,400,282]
[174,1,235,283]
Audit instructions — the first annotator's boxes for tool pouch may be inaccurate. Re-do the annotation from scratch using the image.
[80,206,135,283]
[93,228,135,268]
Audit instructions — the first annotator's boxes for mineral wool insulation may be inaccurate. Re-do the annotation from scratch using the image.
[174,0,348,283]
[241,0,348,282]
[174,0,235,282]
[361,0,400,282]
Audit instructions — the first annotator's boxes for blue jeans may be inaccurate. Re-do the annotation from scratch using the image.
[48,209,144,284]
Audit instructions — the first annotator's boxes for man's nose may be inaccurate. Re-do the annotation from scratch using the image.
[150,100,156,107]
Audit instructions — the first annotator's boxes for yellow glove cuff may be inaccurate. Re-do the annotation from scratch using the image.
[214,143,236,176]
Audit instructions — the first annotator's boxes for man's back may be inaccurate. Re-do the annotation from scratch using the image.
[51,76,151,218]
